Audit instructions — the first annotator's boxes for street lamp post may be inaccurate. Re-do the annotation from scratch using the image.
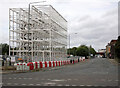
[68,33,77,57]
[28,1,46,62]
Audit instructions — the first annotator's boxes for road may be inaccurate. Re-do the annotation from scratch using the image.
[2,58,119,87]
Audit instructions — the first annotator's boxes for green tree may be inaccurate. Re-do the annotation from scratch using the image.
[76,45,89,57]
[89,46,96,56]
[0,43,9,55]
[115,36,120,62]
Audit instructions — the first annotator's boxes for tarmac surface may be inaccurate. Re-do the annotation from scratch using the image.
[1,58,119,87]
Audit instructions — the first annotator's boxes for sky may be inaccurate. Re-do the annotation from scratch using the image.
[0,0,119,51]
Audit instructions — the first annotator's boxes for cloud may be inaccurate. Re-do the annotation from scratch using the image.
[0,0,119,51]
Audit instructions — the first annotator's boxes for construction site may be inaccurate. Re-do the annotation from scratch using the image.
[9,4,67,62]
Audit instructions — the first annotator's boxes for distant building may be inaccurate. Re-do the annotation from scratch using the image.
[96,49,106,58]
[106,40,117,59]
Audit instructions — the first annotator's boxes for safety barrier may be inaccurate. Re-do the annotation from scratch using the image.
[14,57,86,71]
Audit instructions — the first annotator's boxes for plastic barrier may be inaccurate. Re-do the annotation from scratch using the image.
[58,61,60,66]
[35,62,38,69]
[39,61,43,68]
[55,61,58,67]
[42,62,45,68]
[49,61,52,67]
[53,61,55,67]
[45,61,47,68]
[37,62,40,69]
[23,62,26,71]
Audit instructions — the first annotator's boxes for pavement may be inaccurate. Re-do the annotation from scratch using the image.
[1,58,119,87]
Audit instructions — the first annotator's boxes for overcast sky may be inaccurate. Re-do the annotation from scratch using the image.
[0,0,119,51]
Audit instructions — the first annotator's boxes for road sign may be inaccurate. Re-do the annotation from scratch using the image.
[11,57,15,62]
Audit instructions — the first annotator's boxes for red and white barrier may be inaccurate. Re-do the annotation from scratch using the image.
[14,58,85,71]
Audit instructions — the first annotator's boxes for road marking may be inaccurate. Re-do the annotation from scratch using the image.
[65,84,70,86]
[14,83,18,85]
[21,84,26,86]
[80,85,85,86]
[51,79,67,82]
[9,78,12,79]
[67,79,71,81]
[7,83,11,85]
[29,84,34,86]
[86,85,92,86]
[115,80,119,81]
[47,79,51,80]
[36,84,41,86]
[44,82,56,85]
[19,78,22,79]
[57,84,62,86]
[72,85,77,86]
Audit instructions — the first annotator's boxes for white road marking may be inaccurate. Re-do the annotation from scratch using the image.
[14,83,18,85]
[36,84,41,86]
[72,85,77,86]
[29,84,34,86]
[57,84,62,86]
[80,85,85,86]
[51,79,67,82]
[86,85,92,86]
[67,79,71,81]
[65,84,70,86]
[7,83,11,85]
[115,80,119,81]
[44,82,56,85]
[21,84,26,85]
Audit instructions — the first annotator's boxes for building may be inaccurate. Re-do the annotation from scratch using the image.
[106,40,117,59]
[96,49,106,58]
[9,5,67,62]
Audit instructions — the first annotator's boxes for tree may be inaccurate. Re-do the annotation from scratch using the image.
[67,47,77,56]
[0,43,9,55]
[115,36,120,62]
[76,45,89,57]
[89,46,96,56]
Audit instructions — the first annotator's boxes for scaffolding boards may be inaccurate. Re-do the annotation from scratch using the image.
[9,5,67,62]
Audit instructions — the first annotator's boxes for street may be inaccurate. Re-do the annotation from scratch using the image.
[2,58,119,87]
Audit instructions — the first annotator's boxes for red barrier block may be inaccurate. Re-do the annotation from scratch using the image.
[59,61,60,66]
[53,61,55,67]
[45,61,47,68]
[56,61,58,66]
[39,62,43,68]
[35,62,38,69]
[61,61,62,65]
[49,61,51,67]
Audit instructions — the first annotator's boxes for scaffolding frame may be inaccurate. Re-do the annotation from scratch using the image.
[9,5,67,62]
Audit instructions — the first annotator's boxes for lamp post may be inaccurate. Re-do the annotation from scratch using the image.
[68,33,77,57]
[28,1,46,62]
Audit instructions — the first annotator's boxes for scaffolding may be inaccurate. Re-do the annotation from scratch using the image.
[9,5,67,62]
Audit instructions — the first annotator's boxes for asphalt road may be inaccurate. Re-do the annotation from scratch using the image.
[2,58,119,87]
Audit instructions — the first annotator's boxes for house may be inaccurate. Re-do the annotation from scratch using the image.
[106,40,117,59]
